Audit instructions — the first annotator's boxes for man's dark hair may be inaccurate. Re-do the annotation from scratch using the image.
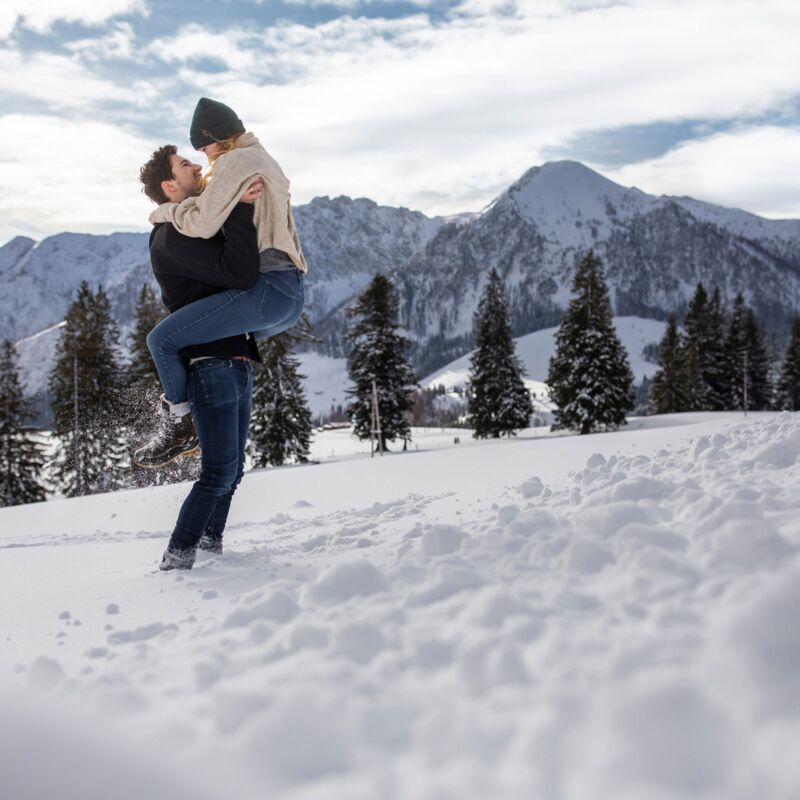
[139,144,177,205]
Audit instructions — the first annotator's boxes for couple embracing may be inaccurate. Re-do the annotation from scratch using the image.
[137,97,307,571]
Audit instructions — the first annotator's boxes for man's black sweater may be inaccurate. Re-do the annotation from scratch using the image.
[148,202,261,361]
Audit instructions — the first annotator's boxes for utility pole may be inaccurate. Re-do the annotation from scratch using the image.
[370,378,383,457]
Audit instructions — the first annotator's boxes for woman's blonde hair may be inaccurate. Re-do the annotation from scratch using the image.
[207,130,245,164]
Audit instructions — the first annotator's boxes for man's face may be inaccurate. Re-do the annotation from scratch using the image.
[162,154,203,202]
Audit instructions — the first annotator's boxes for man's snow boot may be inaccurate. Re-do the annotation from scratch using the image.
[158,546,196,571]
[133,396,199,468]
[198,532,223,554]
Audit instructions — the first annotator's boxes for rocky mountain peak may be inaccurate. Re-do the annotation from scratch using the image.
[503,160,654,229]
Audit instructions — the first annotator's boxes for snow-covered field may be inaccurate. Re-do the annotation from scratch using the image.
[2,412,799,799]
[296,350,351,420]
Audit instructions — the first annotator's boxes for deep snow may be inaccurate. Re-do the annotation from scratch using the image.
[2,412,799,799]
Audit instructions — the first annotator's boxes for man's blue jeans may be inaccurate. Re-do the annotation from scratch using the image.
[168,357,252,552]
[147,268,305,405]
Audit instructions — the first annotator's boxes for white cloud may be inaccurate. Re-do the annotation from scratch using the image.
[0,47,157,109]
[65,22,138,61]
[149,24,260,72]
[158,0,800,217]
[283,0,432,7]
[0,0,147,38]
[4,0,800,242]
[0,114,158,243]
[599,125,800,219]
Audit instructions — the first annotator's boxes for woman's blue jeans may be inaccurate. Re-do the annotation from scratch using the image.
[169,357,252,551]
[147,268,305,405]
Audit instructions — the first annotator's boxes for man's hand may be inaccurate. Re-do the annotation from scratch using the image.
[241,179,265,203]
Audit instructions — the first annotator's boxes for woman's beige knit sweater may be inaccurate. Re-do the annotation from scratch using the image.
[149,132,308,273]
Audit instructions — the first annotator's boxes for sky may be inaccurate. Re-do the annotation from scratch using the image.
[1,0,799,243]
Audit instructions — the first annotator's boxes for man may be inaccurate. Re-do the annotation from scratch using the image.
[138,144,264,570]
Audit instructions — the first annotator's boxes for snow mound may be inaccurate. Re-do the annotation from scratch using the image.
[305,559,389,605]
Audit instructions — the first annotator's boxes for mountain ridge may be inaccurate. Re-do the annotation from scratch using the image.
[2,161,798,400]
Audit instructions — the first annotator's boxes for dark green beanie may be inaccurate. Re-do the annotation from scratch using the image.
[189,97,245,149]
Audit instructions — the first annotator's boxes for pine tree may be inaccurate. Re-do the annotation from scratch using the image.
[129,284,165,387]
[743,308,772,410]
[724,296,770,412]
[649,314,687,414]
[725,294,749,410]
[682,283,729,410]
[681,336,705,411]
[704,288,729,409]
[49,282,125,496]
[467,268,533,437]
[249,333,313,467]
[0,340,46,506]
[766,333,782,411]
[546,250,635,435]
[682,283,710,408]
[776,318,800,411]
[345,274,417,450]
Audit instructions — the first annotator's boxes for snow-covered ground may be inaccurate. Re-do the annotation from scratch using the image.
[297,350,351,420]
[309,425,472,461]
[2,412,799,799]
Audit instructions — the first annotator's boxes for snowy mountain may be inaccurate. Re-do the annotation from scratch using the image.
[392,161,800,376]
[1,196,447,399]
[0,232,152,344]
[2,411,798,798]
[3,162,799,399]
[0,196,445,347]
[292,195,447,320]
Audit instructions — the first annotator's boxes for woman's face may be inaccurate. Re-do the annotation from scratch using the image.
[198,142,222,160]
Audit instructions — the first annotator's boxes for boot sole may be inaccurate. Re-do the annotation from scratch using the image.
[133,445,201,469]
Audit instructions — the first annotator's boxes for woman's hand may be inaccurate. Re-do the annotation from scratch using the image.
[242,179,265,203]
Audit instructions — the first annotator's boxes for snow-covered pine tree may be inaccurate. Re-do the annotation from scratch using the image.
[743,308,772,410]
[49,282,125,497]
[546,250,635,435]
[466,268,533,438]
[0,339,46,507]
[345,274,416,451]
[248,332,313,467]
[776,318,800,411]
[649,314,687,414]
